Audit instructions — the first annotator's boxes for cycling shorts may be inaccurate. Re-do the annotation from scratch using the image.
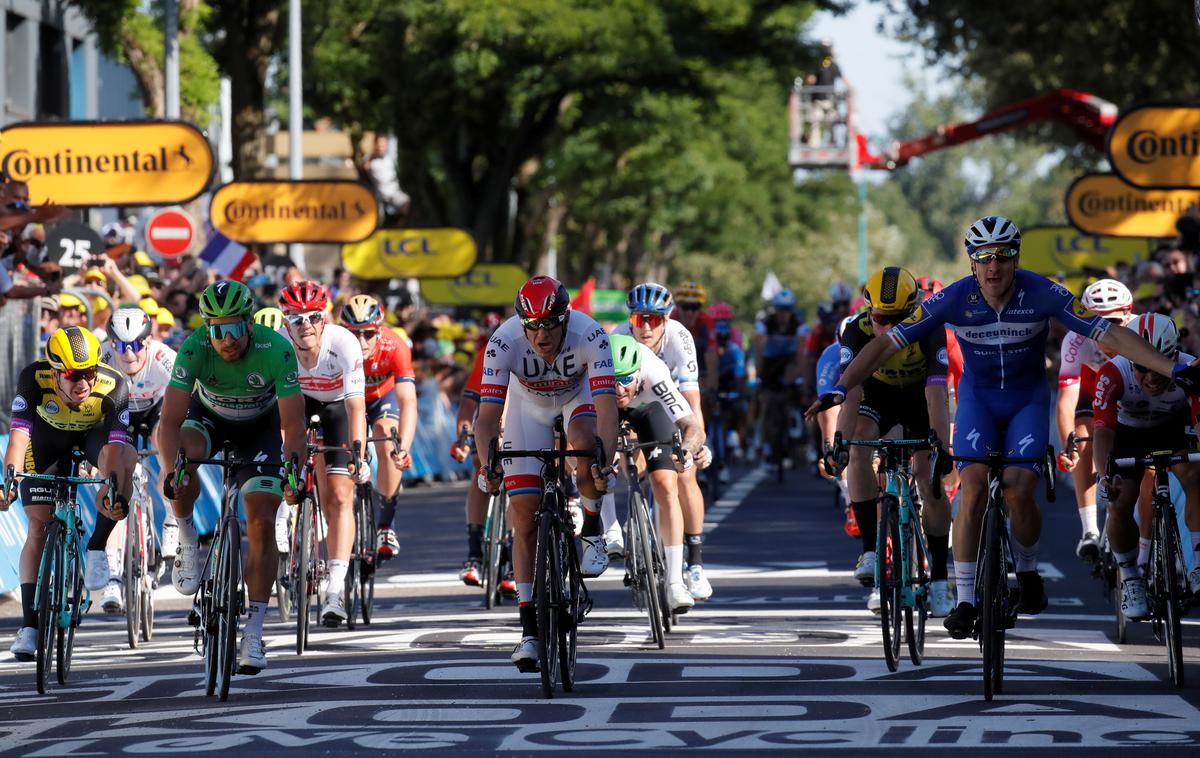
[366,388,399,425]
[304,395,353,476]
[130,400,163,446]
[501,388,596,496]
[18,421,109,506]
[952,379,1049,472]
[1110,415,1196,478]
[182,395,284,497]
[621,402,679,474]
[858,378,929,438]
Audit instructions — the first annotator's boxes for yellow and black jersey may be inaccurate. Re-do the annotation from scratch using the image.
[839,311,948,388]
[10,360,132,444]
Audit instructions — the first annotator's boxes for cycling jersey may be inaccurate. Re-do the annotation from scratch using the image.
[11,361,131,445]
[482,312,616,408]
[805,323,836,358]
[717,341,747,395]
[288,323,366,403]
[169,324,300,422]
[840,311,947,388]
[613,319,700,393]
[1058,330,1108,396]
[625,342,692,424]
[362,326,414,403]
[674,310,716,375]
[463,348,485,403]
[815,341,842,397]
[101,339,176,414]
[1093,354,1195,430]
[756,313,802,360]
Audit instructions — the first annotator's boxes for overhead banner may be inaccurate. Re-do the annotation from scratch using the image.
[1107,103,1200,189]
[341,228,476,279]
[0,120,213,207]
[1065,173,1200,238]
[1020,226,1155,294]
[210,180,377,244]
[421,264,528,306]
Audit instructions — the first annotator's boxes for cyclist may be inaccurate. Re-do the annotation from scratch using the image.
[277,281,368,628]
[615,283,712,600]
[473,275,617,672]
[804,283,853,393]
[253,306,286,332]
[1055,279,1135,561]
[338,295,417,559]
[158,280,305,674]
[1,326,135,660]
[814,315,857,536]
[610,334,710,613]
[710,302,746,479]
[754,288,806,469]
[811,215,1190,639]
[672,282,719,387]
[92,306,179,613]
[828,268,953,617]
[1092,314,1200,618]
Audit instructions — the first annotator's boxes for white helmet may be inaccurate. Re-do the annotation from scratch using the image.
[1082,279,1133,314]
[964,215,1021,255]
[1131,312,1179,357]
[828,281,853,302]
[109,306,153,343]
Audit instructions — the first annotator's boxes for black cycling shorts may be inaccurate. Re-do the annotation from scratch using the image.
[858,378,930,438]
[182,396,284,497]
[129,400,163,446]
[305,395,353,475]
[366,388,399,425]
[18,418,109,506]
[621,402,679,474]
[1110,415,1196,477]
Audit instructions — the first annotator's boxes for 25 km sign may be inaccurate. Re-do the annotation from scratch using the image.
[44,221,104,274]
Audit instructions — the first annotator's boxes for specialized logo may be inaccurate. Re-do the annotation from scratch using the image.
[1017,433,1035,454]
[1017,289,1025,307]
[966,428,981,451]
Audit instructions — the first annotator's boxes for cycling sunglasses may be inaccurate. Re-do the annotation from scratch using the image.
[286,311,324,328]
[112,338,147,354]
[207,319,249,341]
[630,313,666,329]
[969,247,1019,264]
[59,367,98,383]
[353,329,379,341]
[616,372,638,387]
[870,310,910,326]
[521,317,563,331]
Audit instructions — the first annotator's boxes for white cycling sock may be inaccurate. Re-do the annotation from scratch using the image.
[517,583,533,605]
[177,514,198,546]
[579,495,600,516]
[327,560,349,595]
[665,544,685,587]
[954,561,976,606]
[1138,537,1152,567]
[1115,548,1141,580]
[600,493,617,531]
[1014,539,1039,573]
[245,599,268,636]
[1079,504,1098,535]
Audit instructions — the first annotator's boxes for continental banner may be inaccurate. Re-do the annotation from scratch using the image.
[1107,103,1200,189]
[421,264,528,306]
[0,120,213,207]
[1065,173,1200,238]
[341,228,476,279]
[210,180,378,244]
[1020,226,1155,294]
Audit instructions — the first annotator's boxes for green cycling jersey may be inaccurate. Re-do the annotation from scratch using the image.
[168,324,300,421]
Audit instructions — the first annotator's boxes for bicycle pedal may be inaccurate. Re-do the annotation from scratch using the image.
[622,573,632,587]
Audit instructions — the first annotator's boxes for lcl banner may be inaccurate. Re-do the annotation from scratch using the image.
[421,264,528,306]
[1107,103,1200,189]
[1065,173,1200,237]
[210,180,378,244]
[1019,226,1156,294]
[342,228,477,279]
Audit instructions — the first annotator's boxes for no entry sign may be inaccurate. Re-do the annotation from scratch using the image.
[145,207,195,257]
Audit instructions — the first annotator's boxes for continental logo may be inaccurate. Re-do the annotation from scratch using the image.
[1108,106,1200,189]
[2,146,187,178]
[1065,174,1200,238]
[1123,129,1200,164]
[1075,188,1197,216]
[221,198,369,224]
[210,181,378,244]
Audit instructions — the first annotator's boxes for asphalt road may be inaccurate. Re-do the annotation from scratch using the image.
[1,462,1199,755]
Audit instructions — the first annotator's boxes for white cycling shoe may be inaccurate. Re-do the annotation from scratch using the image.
[579,535,609,578]
[604,522,625,560]
[9,627,35,661]
[238,632,267,674]
[321,593,348,628]
[172,542,203,595]
[867,588,881,614]
[685,564,713,601]
[85,550,110,591]
[668,583,695,614]
[1121,577,1150,620]
[928,580,955,618]
[101,581,124,614]
[854,551,876,586]
[511,636,540,673]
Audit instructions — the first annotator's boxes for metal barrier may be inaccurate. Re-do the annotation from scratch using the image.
[0,298,39,432]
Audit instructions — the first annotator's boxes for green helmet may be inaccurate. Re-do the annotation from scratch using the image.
[199,280,254,319]
[610,334,642,377]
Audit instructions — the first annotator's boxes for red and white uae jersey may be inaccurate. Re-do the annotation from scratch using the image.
[1093,353,1195,429]
[480,313,616,408]
[1058,330,1109,396]
[286,322,366,403]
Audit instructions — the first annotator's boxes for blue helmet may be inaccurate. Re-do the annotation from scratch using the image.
[771,288,797,310]
[627,283,673,315]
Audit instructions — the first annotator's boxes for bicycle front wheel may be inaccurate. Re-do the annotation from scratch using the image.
[217,519,242,701]
[125,508,143,649]
[296,497,315,654]
[360,485,377,625]
[535,513,561,698]
[1160,509,1185,687]
[484,492,505,610]
[979,506,1006,701]
[905,522,928,665]
[877,497,902,672]
[633,494,664,649]
[35,521,64,694]
[58,545,84,684]
[559,525,582,692]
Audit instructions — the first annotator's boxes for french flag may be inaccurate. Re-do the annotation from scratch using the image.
[198,225,255,281]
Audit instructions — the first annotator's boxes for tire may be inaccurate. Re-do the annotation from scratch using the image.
[484,493,505,610]
[203,572,217,697]
[536,512,560,698]
[1110,554,1127,645]
[1160,509,1185,687]
[360,485,377,625]
[296,497,314,655]
[216,519,241,702]
[35,522,63,694]
[559,525,581,692]
[141,579,155,642]
[652,518,673,634]
[58,547,83,685]
[906,523,928,666]
[877,498,902,672]
[979,506,1005,701]
[633,493,665,649]
[344,553,360,632]
[125,506,143,650]
[361,564,375,625]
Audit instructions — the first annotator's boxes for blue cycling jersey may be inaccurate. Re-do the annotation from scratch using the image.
[815,341,842,397]
[717,342,746,389]
[889,269,1110,390]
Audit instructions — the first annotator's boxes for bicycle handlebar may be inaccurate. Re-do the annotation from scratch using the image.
[929,440,1056,504]
[1113,450,1200,469]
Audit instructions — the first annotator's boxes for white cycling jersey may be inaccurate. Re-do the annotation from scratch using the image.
[613,318,699,393]
[284,323,366,403]
[627,342,692,424]
[1094,353,1195,429]
[100,339,176,413]
[1058,330,1108,391]
[481,312,616,408]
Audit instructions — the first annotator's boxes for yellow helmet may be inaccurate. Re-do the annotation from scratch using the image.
[46,326,101,371]
[253,307,286,331]
[58,292,86,311]
[862,267,919,314]
[674,281,708,306]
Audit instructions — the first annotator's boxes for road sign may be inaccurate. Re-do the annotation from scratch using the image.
[44,221,104,274]
[145,208,195,257]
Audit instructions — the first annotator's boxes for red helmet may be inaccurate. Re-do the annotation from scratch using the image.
[515,276,570,321]
[916,276,944,296]
[278,280,330,313]
[708,302,734,320]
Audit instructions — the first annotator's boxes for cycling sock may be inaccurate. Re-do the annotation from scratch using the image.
[86,514,117,552]
[851,500,877,553]
[1193,541,1200,571]
[1138,537,1152,567]
[685,533,703,567]
[163,510,178,527]
[1115,548,1142,580]
[1079,504,1098,535]
[245,599,267,636]
[926,532,949,582]
[378,492,399,529]
[954,561,976,606]
[20,582,36,628]
[517,582,533,605]
[581,511,601,538]
[665,544,685,586]
[467,524,484,560]
[579,495,600,516]
[518,603,537,638]
[177,514,198,546]
[1014,539,1039,573]
[327,560,349,595]
[600,493,617,531]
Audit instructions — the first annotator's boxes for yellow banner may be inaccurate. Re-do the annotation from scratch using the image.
[421,264,528,306]
[0,120,212,207]
[341,228,477,279]
[1108,104,1200,189]
[210,181,377,243]
[1020,226,1155,294]
[1065,173,1200,237]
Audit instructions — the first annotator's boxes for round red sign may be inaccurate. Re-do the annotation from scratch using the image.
[145,208,195,257]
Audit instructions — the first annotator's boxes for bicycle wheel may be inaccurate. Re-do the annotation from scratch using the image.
[535,512,560,698]
[652,515,673,634]
[275,554,293,624]
[217,519,241,701]
[484,493,505,610]
[905,522,928,665]
[877,498,902,672]
[979,506,1006,701]
[1159,509,1185,687]
[35,522,63,694]
[57,546,83,685]
[559,525,582,692]
[202,562,218,697]
[633,493,665,649]
[344,548,360,631]
[360,485,377,624]
[141,573,155,643]
[1107,552,1127,645]
[296,496,315,654]
[125,507,143,649]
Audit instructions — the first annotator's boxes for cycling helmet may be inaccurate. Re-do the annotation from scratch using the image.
[964,215,1021,255]
[771,288,797,310]
[863,267,920,314]
[46,326,101,371]
[108,306,153,342]
[708,302,734,321]
[626,283,674,315]
[198,280,254,319]
[828,281,854,303]
[514,275,570,320]
[1132,312,1180,357]
[916,276,944,295]
[340,294,384,329]
[1082,279,1133,314]
[278,280,330,314]
[610,334,642,377]
[58,292,86,311]
[675,281,708,306]
[253,307,286,331]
